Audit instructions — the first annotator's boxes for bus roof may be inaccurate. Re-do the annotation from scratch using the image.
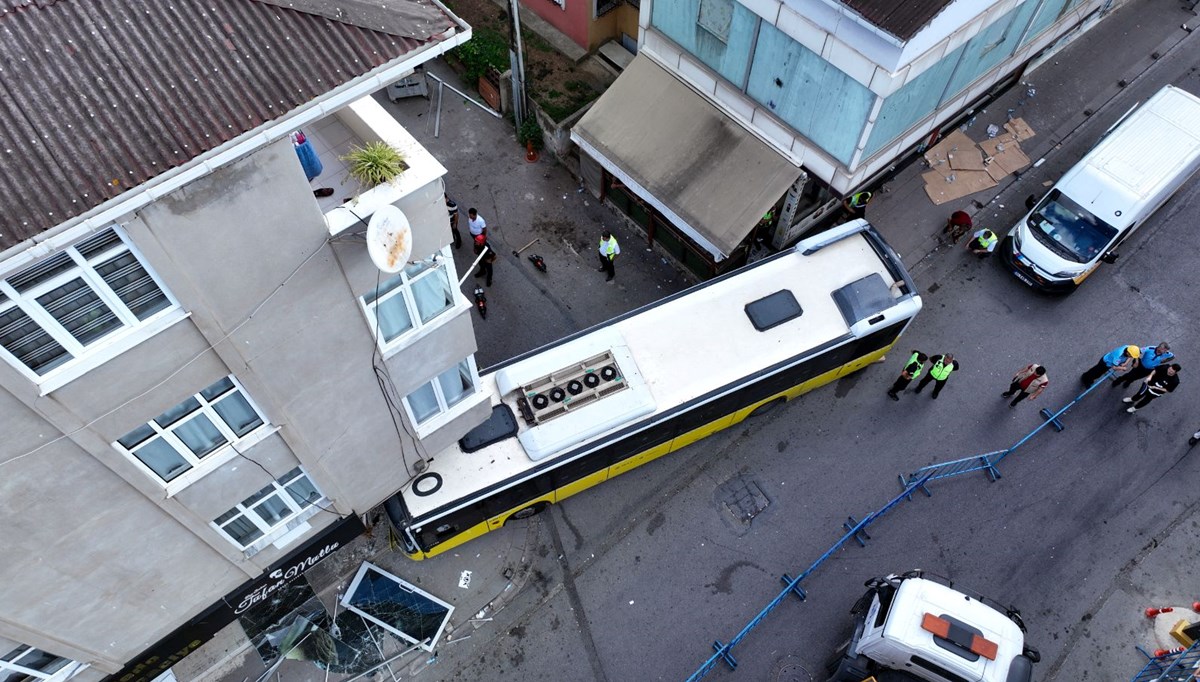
[404,222,917,520]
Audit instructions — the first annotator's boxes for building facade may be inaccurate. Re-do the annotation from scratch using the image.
[573,0,1118,278]
[520,0,640,52]
[0,2,479,681]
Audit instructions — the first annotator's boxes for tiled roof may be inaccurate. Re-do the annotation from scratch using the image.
[0,0,457,250]
[840,0,953,41]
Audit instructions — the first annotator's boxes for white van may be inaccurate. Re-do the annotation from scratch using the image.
[1001,85,1200,292]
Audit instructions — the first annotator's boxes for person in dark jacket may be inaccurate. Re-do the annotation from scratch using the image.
[1123,363,1180,413]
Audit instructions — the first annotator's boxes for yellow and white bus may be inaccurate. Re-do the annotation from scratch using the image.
[385,220,922,559]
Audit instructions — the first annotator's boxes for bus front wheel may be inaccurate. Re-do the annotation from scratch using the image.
[507,503,548,523]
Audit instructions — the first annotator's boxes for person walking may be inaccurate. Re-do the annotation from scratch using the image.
[598,230,620,281]
[1123,363,1180,413]
[1081,344,1140,386]
[472,234,497,287]
[1112,342,1173,388]
[967,228,998,257]
[887,350,928,401]
[446,195,462,249]
[467,208,487,238]
[1001,364,1048,407]
[913,353,958,399]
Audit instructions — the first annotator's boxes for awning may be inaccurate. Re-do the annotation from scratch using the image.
[572,55,801,261]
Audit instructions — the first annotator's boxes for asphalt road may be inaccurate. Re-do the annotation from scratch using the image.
[421,10,1200,682]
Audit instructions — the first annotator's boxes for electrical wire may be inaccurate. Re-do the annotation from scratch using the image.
[327,223,429,487]
[229,448,342,520]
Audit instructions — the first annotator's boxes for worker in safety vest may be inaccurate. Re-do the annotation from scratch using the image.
[842,191,872,221]
[887,350,929,401]
[968,228,998,257]
[759,207,776,227]
[913,353,959,399]
[597,230,620,282]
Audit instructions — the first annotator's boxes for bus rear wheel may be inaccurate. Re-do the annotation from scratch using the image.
[748,397,785,418]
[507,503,548,523]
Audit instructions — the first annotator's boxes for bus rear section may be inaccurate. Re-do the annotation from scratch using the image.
[1001,85,1200,292]
[385,220,922,559]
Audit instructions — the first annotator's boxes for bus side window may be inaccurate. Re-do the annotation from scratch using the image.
[420,499,488,549]
[481,474,555,520]
[852,322,907,358]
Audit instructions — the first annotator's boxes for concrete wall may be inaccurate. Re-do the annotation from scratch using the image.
[0,378,248,672]
[0,121,484,672]
[588,4,639,51]
[520,0,590,50]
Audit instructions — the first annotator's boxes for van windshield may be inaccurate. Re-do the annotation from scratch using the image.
[1027,189,1117,263]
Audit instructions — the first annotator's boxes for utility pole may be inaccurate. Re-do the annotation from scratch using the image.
[508,0,527,126]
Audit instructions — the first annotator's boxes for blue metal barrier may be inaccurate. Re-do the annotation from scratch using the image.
[900,370,1115,490]
[686,474,933,682]
[1131,641,1200,681]
[687,371,1118,681]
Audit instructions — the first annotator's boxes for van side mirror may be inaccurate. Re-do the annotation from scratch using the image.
[1101,252,1119,264]
[1025,195,1037,210]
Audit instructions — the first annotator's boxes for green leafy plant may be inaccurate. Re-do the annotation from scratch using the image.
[518,116,544,151]
[342,141,407,187]
[449,28,508,83]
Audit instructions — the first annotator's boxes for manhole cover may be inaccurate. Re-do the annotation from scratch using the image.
[773,655,813,682]
[716,475,770,526]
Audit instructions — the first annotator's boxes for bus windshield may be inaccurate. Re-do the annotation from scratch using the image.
[1027,189,1117,263]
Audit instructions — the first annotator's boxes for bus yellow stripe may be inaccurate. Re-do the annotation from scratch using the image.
[556,468,609,501]
[609,441,672,478]
[671,414,735,450]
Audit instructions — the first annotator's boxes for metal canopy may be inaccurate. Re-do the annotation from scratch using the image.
[572,55,800,261]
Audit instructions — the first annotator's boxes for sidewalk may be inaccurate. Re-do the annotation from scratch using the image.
[380,59,692,369]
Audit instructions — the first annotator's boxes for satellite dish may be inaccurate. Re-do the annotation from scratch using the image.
[366,205,412,273]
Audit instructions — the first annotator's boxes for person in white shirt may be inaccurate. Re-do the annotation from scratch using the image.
[467,208,487,237]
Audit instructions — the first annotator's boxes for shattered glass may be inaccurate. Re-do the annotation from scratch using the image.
[241,579,425,675]
[343,564,453,650]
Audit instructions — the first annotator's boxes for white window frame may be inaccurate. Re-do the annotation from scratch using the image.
[359,246,466,355]
[0,225,185,393]
[401,356,482,436]
[211,467,327,555]
[0,644,81,682]
[114,375,276,496]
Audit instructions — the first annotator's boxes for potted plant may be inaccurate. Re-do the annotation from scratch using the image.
[518,116,544,151]
[342,141,407,187]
